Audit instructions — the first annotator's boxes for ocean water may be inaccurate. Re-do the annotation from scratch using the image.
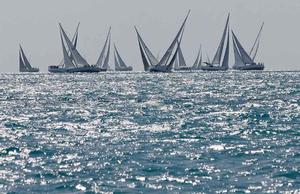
[0,71,299,193]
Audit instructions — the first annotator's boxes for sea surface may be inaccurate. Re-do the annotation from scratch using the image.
[0,71,299,193]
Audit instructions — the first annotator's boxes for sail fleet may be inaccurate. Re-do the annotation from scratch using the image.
[18,11,266,73]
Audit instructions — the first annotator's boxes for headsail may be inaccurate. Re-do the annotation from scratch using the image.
[114,44,127,68]
[232,31,245,66]
[96,27,111,67]
[177,45,187,67]
[250,22,264,60]
[211,14,230,65]
[192,46,201,68]
[137,36,151,71]
[134,27,159,66]
[232,31,254,64]
[19,50,26,71]
[59,23,89,66]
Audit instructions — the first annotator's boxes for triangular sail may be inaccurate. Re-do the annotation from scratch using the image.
[192,47,201,68]
[232,32,245,66]
[135,27,159,66]
[221,26,230,68]
[157,10,190,67]
[177,45,187,67]
[19,45,32,69]
[212,14,230,65]
[198,51,202,68]
[137,37,151,71]
[19,50,26,71]
[96,28,111,67]
[102,35,111,69]
[114,44,127,68]
[232,32,254,64]
[60,32,75,68]
[174,54,179,69]
[59,23,89,66]
[250,22,264,60]
[114,50,120,70]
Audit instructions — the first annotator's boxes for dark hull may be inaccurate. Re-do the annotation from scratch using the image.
[20,68,39,72]
[174,67,192,71]
[48,66,103,73]
[200,65,228,71]
[115,67,133,72]
[233,64,265,70]
[149,66,172,73]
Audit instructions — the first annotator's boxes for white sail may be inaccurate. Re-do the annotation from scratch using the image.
[60,32,75,68]
[156,10,190,67]
[19,50,26,71]
[211,14,230,65]
[198,51,202,68]
[114,50,120,70]
[192,49,200,68]
[135,27,159,66]
[59,23,89,67]
[114,44,127,68]
[96,28,111,67]
[232,32,245,66]
[232,31,254,64]
[174,54,179,69]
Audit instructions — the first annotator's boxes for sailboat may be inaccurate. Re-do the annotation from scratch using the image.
[48,23,101,73]
[94,28,111,71]
[135,10,190,72]
[191,46,202,70]
[19,45,39,72]
[173,45,193,71]
[232,23,265,70]
[201,14,230,71]
[114,44,133,71]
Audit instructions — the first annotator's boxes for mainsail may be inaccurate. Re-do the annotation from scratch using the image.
[102,35,111,69]
[137,37,151,71]
[156,10,190,67]
[211,14,230,65]
[192,47,201,68]
[19,45,32,69]
[59,23,89,67]
[60,32,75,68]
[232,31,254,64]
[96,28,111,68]
[221,27,230,68]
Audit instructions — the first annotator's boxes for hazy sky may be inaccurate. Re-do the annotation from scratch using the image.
[0,0,300,72]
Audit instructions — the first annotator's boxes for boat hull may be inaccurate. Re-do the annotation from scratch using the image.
[149,65,172,73]
[200,65,228,71]
[48,66,103,73]
[20,67,39,73]
[115,66,133,71]
[233,64,264,70]
[174,67,192,71]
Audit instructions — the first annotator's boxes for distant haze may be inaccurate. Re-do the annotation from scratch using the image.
[0,0,300,72]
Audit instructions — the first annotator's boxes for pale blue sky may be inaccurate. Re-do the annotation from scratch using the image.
[0,0,299,71]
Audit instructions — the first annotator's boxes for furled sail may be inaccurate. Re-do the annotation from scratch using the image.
[59,23,89,67]
[135,27,159,66]
[232,31,254,64]
[211,14,230,65]
[156,10,190,67]
[232,32,245,66]
[250,22,264,61]
[96,28,111,68]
